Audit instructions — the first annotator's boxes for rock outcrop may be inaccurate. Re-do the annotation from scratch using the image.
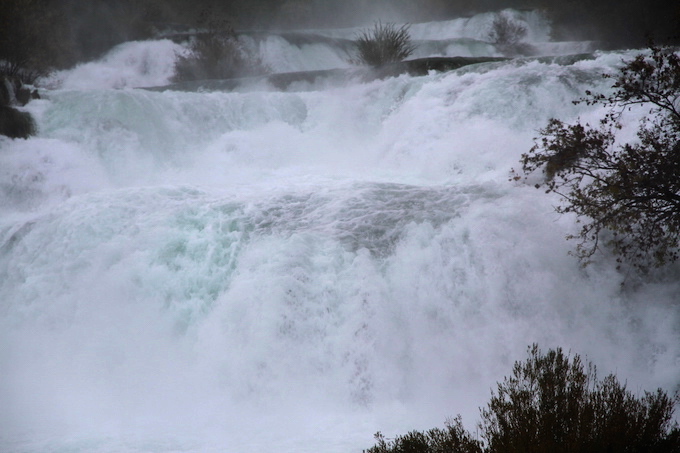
[0,76,39,139]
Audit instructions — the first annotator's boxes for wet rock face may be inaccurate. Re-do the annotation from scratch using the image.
[0,105,36,138]
[1,75,40,107]
[0,77,11,106]
[0,76,38,139]
[15,85,40,106]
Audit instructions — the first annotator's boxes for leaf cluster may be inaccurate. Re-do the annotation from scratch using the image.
[517,45,680,271]
[364,345,679,453]
[353,22,416,68]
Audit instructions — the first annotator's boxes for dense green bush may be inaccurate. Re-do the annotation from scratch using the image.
[352,22,416,67]
[365,345,679,453]
[515,46,680,271]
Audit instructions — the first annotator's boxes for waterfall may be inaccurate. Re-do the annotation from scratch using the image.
[0,10,677,453]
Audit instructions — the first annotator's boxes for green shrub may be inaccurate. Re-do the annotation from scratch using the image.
[353,22,416,68]
[486,12,532,56]
[365,345,679,453]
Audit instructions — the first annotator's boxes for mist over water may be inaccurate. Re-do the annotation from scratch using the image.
[1,10,679,453]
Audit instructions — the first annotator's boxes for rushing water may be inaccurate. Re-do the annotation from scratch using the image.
[1,10,679,453]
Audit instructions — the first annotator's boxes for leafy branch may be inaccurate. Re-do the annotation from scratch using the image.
[515,45,680,271]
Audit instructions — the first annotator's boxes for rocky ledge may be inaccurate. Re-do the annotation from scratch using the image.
[146,56,507,92]
[1,76,40,139]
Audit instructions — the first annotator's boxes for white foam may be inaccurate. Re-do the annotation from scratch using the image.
[45,40,185,90]
[1,32,677,453]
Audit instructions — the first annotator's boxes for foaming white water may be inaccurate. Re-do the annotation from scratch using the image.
[266,9,563,69]
[1,34,678,453]
[45,40,184,90]
[306,9,548,42]
[244,34,353,73]
[39,8,576,90]
[408,9,551,42]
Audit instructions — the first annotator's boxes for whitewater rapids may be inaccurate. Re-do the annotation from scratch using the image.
[1,11,679,453]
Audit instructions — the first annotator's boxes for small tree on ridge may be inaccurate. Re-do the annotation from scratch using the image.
[487,12,527,46]
[173,9,267,81]
[353,22,416,67]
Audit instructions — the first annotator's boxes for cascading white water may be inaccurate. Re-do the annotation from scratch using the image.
[1,10,678,453]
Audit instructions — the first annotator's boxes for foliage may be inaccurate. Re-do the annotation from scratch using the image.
[353,22,416,67]
[173,12,267,81]
[365,345,679,453]
[479,344,679,453]
[365,416,483,453]
[486,12,533,56]
[487,12,527,46]
[516,45,680,271]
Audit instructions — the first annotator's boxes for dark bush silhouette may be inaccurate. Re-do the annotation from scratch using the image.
[365,416,483,453]
[515,45,680,271]
[487,12,527,46]
[480,345,679,453]
[173,13,267,81]
[486,12,533,56]
[353,22,416,68]
[364,345,679,453]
